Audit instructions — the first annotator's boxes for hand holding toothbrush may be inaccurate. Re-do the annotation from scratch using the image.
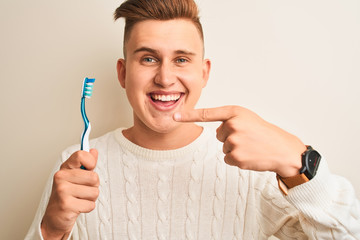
[41,77,98,239]
[41,149,99,239]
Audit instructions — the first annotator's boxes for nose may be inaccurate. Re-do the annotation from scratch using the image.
[154,61,176,87]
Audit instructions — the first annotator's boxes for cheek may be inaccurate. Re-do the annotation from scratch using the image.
[125,68,151,93]
[124,69,154,111]
[182,68,205,91]
[124,76,143,108]
[182,76,204,107]
[190,84,203,104]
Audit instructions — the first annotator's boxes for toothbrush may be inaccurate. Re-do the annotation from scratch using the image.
[80,77,95,168]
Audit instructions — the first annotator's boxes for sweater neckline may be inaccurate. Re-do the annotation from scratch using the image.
[114,126,210,161]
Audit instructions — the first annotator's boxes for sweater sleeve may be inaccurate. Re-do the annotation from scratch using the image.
[251,158,360,239]
[24,148,79,240]
[283,159,360,239]
[24,156,61,240]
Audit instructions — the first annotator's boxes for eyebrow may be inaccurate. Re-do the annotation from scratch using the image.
[174,50,196,56]
[133,47,159,55]
[133,47,196,56]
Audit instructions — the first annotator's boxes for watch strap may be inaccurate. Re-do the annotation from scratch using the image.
[277,173,309,195]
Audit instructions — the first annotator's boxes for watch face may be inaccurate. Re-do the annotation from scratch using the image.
[305,150,321,178]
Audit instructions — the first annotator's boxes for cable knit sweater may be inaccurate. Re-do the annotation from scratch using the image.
[26,127,360,239]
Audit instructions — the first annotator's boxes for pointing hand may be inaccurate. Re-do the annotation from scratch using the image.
[174,106,306,177]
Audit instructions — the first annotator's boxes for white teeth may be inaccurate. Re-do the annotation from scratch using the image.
[151,94,181,102]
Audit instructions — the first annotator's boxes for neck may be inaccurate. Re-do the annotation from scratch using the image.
[123,121,203,150]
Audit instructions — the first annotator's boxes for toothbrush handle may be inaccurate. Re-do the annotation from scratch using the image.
[80,123,91,170]
[81,123,91,152]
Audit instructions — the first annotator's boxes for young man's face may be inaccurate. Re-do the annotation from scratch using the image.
[117,19,210,134]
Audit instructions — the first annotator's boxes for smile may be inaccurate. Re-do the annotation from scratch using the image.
[150,93,181,102]
[148,92,183,111]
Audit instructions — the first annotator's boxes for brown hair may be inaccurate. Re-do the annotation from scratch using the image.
[114,0,204,55]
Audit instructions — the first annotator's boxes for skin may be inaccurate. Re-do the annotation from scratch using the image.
[173,106,306,177]
[41,149,99,239]
[116,19,211,149]
[41,18,306,239]
[117,18,305,177]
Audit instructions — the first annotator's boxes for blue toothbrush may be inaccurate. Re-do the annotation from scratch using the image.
[80,77,95,168]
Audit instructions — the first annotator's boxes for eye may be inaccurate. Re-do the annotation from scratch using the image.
[142,57,157,63]
[175,57,188,64]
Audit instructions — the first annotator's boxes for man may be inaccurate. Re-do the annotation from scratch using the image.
[26,0,360,239]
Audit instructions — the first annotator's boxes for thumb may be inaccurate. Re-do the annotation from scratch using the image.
[89,148,98,160]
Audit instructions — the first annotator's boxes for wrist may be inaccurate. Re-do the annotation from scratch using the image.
[41,219,70,240]
[276,144,306,178]
[277,145,322,195]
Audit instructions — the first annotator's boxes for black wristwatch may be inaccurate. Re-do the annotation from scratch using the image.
[277,145,322,195]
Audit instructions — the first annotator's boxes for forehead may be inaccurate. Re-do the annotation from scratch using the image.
[125,19,204,56]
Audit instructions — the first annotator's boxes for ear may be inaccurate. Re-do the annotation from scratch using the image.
[201,58,211,88]
[116,59,126,88]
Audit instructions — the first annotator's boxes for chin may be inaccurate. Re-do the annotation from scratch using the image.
[135,110,185,135]
[148,120,180,134]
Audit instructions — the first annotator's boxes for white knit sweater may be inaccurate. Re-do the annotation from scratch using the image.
[26,127,360,239]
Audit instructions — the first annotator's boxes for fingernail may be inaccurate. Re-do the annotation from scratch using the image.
[173,112,181,121]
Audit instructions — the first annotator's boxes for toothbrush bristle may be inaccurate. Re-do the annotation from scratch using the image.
[82,78,95,98]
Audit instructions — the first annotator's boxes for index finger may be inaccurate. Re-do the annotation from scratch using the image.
[61,149,98,170]
[173,105,240,122]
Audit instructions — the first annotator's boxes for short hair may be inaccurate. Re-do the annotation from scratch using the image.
[114,0,204,56]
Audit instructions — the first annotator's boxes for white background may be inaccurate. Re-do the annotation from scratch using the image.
[0,0,359,239]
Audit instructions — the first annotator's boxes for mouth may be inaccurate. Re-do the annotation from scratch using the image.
[148,91,183,110]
